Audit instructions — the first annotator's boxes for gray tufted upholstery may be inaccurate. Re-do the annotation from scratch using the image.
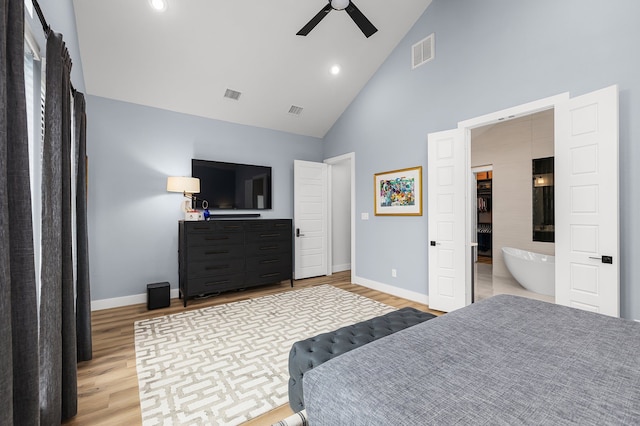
[287,307,436,412]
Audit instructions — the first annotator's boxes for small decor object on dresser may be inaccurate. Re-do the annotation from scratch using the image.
[178,219,293,306]
[147,282,170,310]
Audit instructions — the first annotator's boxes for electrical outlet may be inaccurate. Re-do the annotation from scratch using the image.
[391,269,397,278]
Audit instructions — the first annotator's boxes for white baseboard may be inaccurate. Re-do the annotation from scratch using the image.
[332,263,351,273]
[91,277,430,311]
[91,288,181,311]
[353,275,429,305]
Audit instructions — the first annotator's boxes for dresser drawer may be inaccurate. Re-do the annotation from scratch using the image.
[245,269,291,286]
[245,240,291,256]
[187,257,245,278]
[246,253,292,271]
[246,229,290,243]
[186,221,245,234]
[187,244,245,262]
[245,219,291,232]
[187,232,244,248]
[187,273,245,295]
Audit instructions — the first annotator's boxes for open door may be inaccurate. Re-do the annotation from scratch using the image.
[427,128,468,312]
[434,87,619,316]
[555,85,619,316]
[294,160,328,280]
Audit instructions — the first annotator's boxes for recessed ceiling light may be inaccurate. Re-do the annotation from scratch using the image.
[149,0,167,12]
[330,65,341,75]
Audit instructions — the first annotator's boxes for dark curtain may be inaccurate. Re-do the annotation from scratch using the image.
[1,0,41,424]
[39,31,77,423]
[74,91,92,362]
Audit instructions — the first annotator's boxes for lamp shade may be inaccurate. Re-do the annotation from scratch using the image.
[167,176,200,194]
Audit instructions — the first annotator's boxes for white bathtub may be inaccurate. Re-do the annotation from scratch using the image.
[501,247,555,297]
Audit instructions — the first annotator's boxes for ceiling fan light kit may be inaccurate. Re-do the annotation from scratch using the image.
[331,0,350,10]
[297,0,378,38]
[148,0,167,12]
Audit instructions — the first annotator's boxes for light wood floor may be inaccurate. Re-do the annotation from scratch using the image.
[62,271,443,426]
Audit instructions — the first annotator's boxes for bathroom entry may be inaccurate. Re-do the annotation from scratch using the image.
[428,86,619,315]
[470,110,555,304]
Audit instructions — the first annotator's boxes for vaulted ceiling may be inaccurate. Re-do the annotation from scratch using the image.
[72,0,432,138]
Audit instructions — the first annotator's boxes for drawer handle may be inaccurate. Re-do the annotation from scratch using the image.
[205,280,230,286]
[260,272,280,278]
[193,226,211,230]
[260,246,278,251]
[206,265,230,270]
[261,259,280,264]
[206,250,229,255]
[260,233,280,238]
[223,225,241,230]
[205,236,230,241]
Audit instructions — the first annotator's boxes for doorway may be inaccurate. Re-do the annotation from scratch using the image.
[293,154,355,282]
[470,110,555,304]
[428,86,619,316]
[325,153,355,283]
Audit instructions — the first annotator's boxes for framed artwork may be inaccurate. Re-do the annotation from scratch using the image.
[374,166,423,216]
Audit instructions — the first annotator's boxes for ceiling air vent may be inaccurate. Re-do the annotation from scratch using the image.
[412,33,435,69]
[224,88,242,100]
[288,105,304,116]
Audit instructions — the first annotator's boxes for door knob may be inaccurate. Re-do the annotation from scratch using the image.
[588,255,613,264]
[296,228,305,237]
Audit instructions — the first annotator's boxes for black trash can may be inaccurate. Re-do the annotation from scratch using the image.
[147,282,170,310]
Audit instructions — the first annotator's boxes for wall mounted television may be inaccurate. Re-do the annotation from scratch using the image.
[191,159,272,210]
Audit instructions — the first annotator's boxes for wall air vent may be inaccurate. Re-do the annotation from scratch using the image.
[412,33,435,69]
[288,105,304,116]
[224,89,242,100]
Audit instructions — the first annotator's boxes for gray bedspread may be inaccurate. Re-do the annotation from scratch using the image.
[303,295,640,425]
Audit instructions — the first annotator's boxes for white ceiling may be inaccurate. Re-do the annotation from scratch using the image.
[72,0,432,138]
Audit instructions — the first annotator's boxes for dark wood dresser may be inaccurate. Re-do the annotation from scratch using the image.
[178,219,292,306]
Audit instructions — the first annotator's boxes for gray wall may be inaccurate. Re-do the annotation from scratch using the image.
[323,0,640,320]
[86,96,323,300]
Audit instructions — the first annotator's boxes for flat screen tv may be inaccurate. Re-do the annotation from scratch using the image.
[192,159,272,210]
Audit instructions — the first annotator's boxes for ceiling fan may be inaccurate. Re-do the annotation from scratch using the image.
[297,0,378,38]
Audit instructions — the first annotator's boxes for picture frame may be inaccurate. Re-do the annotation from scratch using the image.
[374,166,423,216]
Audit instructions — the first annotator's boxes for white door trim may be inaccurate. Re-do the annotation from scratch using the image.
[324,152,356,283]
[458,93,570,130]
[458,93,570,307]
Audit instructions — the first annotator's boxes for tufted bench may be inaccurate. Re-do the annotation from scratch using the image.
[287,307,437,412]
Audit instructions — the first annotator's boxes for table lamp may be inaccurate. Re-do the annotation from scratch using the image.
[166,176,202,220]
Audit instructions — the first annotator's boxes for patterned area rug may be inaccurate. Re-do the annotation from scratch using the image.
[134,285,396,425]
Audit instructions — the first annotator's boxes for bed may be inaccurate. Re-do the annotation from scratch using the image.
[302,295,640,425]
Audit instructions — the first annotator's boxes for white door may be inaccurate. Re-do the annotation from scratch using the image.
[555,85,619,316]
[294,160,328,279]
[427,128,468,312]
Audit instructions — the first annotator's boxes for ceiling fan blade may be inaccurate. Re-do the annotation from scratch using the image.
[345,1,378,38]
[297,3,333,36]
